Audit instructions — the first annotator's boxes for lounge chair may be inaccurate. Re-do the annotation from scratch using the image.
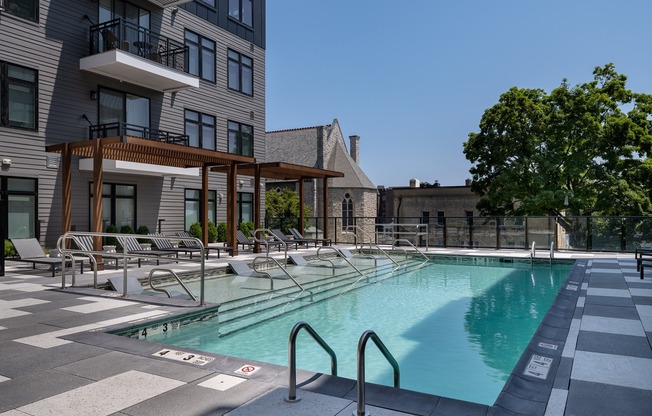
[228,260,288,279]
[117,235,177,266]
[10,238,84,277]
[289,253,347,269]
[71,235,124,269]
[175,231,232,258]
[149,233,203,258]
[289,228,331,247]
[236,230,283,252]
[270,229,300,249]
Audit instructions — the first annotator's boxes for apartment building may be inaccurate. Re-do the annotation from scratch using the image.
[0,0,266,248]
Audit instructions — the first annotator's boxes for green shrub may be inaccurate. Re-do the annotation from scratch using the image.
[188,222,202,239]
[216,222,227,242]
[239,221,255,237]
[207,221,218,243]
[119,225,134,234]
[105,224,119,247]
[4,240,16,257]
[136,225,150,243]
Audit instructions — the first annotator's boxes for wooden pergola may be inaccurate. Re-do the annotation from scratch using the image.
[46,136,254,264]
[212,161,344,255]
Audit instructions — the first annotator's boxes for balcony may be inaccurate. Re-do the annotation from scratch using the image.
[89,121,189,145]
[80,19,199,92]
[146,0,193,7]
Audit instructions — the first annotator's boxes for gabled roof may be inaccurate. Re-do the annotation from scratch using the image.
[327,137,376,190]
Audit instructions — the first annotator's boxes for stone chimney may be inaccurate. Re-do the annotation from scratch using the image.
[349,135,360,164]
[465,178,472,186]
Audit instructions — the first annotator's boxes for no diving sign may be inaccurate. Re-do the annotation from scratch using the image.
[234,364,261,376]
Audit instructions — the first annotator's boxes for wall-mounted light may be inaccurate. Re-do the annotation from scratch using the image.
[90,90,97,100]
[218,193,224,205]
[1,158,11,166]
[171,7,179,14]
[0,0,6,13]
[238,180,244,189]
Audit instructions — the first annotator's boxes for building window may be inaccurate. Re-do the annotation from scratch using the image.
[98,87,149,136]
[185,110,215,150]
[437,211,445,226]
[5,0,38,22]
[422,211,430,225]
[198,0,215,7]
[228,49,253,95]
[237,192,253,225]
[1,62,38,130]
[228,121,253,156]
[1,177,38,240]
[342,193,354,230]
[89,183,136,232]
[228,0,252,26]
[185,30,215,82]
[184,189,216,231]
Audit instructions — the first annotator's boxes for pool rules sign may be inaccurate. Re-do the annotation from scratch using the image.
[523,354,553,380]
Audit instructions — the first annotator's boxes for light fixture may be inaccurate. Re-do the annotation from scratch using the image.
[90,90,97,100]
[171,7,179,14]
[1,158,11,166]
[0,0,5,13]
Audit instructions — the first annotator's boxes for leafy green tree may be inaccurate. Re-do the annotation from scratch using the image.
[265,188,311,233]
[464,64,652,219]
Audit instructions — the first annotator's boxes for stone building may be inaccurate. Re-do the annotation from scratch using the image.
[266,119,377,242]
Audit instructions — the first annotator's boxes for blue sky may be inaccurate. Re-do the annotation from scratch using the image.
[265,1,652,187]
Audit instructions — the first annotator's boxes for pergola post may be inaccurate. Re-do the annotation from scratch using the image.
[227,164,238,255]
[298,179,305,234]
[61,143,72,248]
[254,164,261,253]
[202,165,209,245]
[92,140,104,270]
[322,177,329,242]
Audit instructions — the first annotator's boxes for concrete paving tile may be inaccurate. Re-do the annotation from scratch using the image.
[632,296,652,306]
[61,296,139,314]
[0,369,92,412]
[583,303,639,320]
[16,370,185,416]
[586,287,630,298]
[339,401,414,415]
[565,379,652,416]
[584,295,634,307]
[630,288,652,297]
[571,351,652,390]
[0,298,50,309]
[562,319,580,358]
[580,316,645,337]
[576,331,652,358]
[544,388,567,416]
[224,386,351,416]
[431,396,488,416]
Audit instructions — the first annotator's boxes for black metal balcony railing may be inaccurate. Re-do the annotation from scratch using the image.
[89,19,189,73]
[265,215,652,253]
[90,122,189,146]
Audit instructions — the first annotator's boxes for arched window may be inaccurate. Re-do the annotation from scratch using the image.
[342,193,354,230]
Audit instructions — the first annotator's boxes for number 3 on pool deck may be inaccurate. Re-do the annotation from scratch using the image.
[183,354,195,361]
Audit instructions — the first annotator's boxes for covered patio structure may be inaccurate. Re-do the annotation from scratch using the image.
[213,161,344,255]
[46,136,254,267]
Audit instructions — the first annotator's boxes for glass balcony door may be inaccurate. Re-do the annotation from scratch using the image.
[98,88,149,137]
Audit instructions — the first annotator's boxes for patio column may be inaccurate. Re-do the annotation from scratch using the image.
[253,164,261,253]
[298,178,305,234]
[61,143,72,247]
[201,165,209,245]
[227,164,238,255]
[322,177,329,242]
[92,140,104,270]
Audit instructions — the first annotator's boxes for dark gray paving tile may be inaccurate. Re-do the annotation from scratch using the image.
[632,296,652,306]
[0,339,43,360]
[0,323,60,342]
[584,295,635,308]
[587,275,628,289]
[583,303,639,320]
[0,342,109,378]
[431,396,488,416]
[552,357,572,390]
[296,372,356,398]
[492,390,547,416]
[535,323,569,342]
[0,369,92,412]
[343,382,440,416]
[500,374,551,402]
[565,379,652,416]
[541,313,572,329]
[576,331,652,358]
[120,379,274,416]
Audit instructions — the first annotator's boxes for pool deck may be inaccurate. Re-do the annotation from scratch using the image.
[0,247,650,415]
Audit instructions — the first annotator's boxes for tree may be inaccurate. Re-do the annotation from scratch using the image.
[464,64,652,219]
[265,188,311,233]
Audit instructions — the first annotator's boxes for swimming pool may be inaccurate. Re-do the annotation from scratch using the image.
[118,257,572,405]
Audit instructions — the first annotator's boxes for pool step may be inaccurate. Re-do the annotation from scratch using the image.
[215,259,426,336]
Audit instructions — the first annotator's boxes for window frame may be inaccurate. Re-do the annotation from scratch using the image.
[228,0,253,27]
[185,29,216,83]
[184,109,216,150]
[5,0,39,22]
[89,182,137,232]
[227,120,253,156]
[237,192,254,225]
[341,193,354,230]
[184,188,216,231]
[227,49,253,96]
[0,61,38,130]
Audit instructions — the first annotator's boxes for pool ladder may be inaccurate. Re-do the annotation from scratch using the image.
[285,321,400,416]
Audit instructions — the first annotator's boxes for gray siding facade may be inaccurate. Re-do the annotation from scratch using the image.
[0,0,266,247]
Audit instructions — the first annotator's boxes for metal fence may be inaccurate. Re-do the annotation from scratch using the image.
[265,215,652,253]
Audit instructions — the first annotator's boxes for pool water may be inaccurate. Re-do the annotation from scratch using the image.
[138,259,571,405]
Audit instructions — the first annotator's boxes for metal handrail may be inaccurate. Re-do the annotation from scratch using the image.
[355,330,400,416]
[252,256,309,299]
[148,268,197,302]
[317,246,364,276]
[345,225,399,266]
[57,231,206,305]
[285,321,338,403]
[253,228,288,264]
[392,239,428,261]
